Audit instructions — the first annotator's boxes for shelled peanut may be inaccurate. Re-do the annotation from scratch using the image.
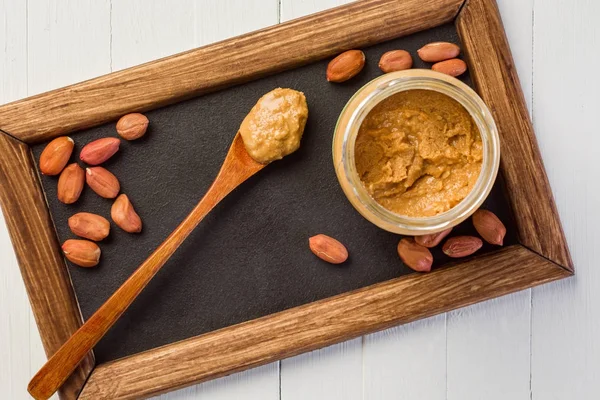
[326,50,366,83]
[397,238,433,272]
[472,209,506,245]
[417,42,460,62]
[86,167,120,199]
[309,234,348,264]
[432,59,467,77]
[398,209,506,273]
[39,136,74,176]
[38,112,150,268]
[68,212,110,242]
[418,41,467,77]
[325,41,467,84]
[62,239,101,268]
[111,194,142,233]
[80,137,121,165]
[378,50,413,73]
[57,163,85,204]
[442,236,483,258]
[306,210,506,273]
[116,113,149,140]
[414,228,452,248]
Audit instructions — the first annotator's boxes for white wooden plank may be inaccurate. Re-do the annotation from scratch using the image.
[364,315,447,400]
[446,2,534,399]
[496,0,533,114]
[0,2,73,400]
[193,0,279,44]
[0,220,35,399]
[27,0,111,94]
[112,0,281,72]
[0,0,26,104]
[281,339,362,400]
[28,308,51,399]
[12,2,599,400]
[0,0,28,395]
[112,0,280,70]
[447,293,531,400]
[155,364,280,400]
[110,0,196,71]
[531,1,600,399]
[0,210,27,400]
[18,2,112,399]
[280,0,354,22]
[279,1,365,399]
[109,1,280,398]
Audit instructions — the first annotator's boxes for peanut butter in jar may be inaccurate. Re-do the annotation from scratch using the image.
[332,70,500,235]
[355,89,482,218]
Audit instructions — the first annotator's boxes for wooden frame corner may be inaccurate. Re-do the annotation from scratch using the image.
[0,131,95,400]
[78,245,569,399]
[0,0,573,398]
[456,0,573,272]
[0,0,464,144]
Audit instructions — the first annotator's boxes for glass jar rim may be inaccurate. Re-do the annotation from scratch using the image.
[332,69,500,235]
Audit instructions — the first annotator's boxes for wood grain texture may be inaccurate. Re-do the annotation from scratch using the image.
[447,2,534,398]
[456,0,572,270]
[0,0,464,143]
[1,1,571,398]
[79,245,569,400]
[0,132,94,400]
[279,2,363,396]
[110,2,281,398]
[23,2,111,399]
[28,134,264,400]
[530,0,600,398]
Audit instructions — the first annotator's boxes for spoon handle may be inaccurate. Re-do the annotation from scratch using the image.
[28,134,264,400]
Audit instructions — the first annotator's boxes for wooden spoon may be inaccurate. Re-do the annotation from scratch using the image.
[28,132,265,400]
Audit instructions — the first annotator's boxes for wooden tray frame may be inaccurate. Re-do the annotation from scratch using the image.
[0,0,573,398]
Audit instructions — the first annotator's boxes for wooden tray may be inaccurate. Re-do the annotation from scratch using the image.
[0,0,572,399]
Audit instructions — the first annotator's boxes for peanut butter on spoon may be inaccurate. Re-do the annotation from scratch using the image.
[239,88,308,164]
[28,88,308,400]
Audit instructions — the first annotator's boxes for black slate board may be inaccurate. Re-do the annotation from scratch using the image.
[32,23,516,363]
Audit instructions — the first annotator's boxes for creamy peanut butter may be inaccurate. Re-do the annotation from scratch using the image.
[355,89,482,217]
[240,88,308,164]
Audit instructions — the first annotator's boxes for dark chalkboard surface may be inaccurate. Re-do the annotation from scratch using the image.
[32,23,516,363]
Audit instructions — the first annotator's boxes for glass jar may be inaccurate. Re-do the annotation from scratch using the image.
[332,69,500,235]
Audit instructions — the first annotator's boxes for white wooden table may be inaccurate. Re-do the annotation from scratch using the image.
[1,1,598,399]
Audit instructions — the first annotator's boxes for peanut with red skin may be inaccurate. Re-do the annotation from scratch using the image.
[309,234,348,264]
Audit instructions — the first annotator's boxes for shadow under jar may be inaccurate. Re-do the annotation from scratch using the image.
[333,69,500,235]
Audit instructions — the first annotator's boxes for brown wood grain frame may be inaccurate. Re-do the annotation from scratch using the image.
[0,132,95,399]
[0,0,572,399]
